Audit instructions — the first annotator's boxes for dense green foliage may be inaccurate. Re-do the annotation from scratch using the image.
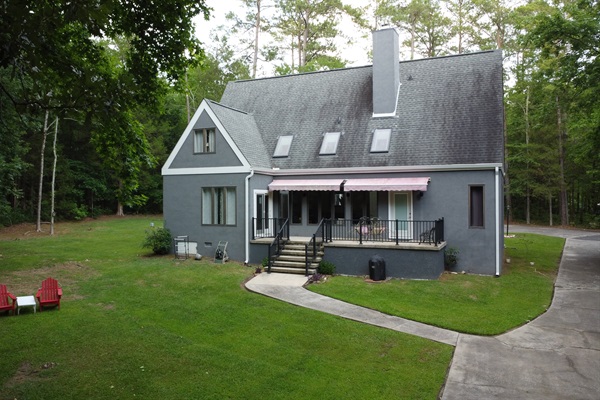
[310,233,564,335]
[0,0,210,222]
[142,227,173,255]
[317,260,336,275]
[0,217,452,399]
[1,0,597,228]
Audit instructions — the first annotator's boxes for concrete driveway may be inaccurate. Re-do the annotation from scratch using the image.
[246,225,599,399]
[442,226,600,399]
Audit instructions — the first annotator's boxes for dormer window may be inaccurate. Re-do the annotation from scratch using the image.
[273,135,293,157]
[194,128,216,153]
[320,132,341,155]
[370,129,391,153]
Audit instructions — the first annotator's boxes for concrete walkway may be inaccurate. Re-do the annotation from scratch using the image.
[245,226,600,399]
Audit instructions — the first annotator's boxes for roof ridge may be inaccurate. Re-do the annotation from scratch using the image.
[398,49,500,65]
[207,99,249,115]
[231,64,372,84]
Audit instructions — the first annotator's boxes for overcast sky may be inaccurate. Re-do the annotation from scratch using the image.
[193,0,373,76]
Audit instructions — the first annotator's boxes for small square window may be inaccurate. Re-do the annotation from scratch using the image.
[370,129,391,153]
[273,135,293,157]
[320,132,341,155]
[194,128,216,153]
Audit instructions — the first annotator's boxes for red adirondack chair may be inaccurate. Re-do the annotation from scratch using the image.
[0,284,17,316]
[36,278,63,311]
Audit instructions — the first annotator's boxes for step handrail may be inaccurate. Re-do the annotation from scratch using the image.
[305,219,327,276]
[267,218,289,273]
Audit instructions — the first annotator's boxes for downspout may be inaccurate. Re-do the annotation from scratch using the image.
[495,166,501,277]
[244,169,255,264]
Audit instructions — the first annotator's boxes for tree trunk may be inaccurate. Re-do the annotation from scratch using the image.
[556,96,568,226]
[252,0,261,78]
[410,24,416,60]
[185,71,191,123]
[503,100,511,223]
[50,117,58,236]
[116,201,124,216]
[525,86,530,224]
[548,193,553,226]
[36,110,50,232]
[116,180,125,216]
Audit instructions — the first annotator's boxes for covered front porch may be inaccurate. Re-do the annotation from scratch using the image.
[250,217,446,279]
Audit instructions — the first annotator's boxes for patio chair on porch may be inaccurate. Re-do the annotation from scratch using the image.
[419,226,436,245]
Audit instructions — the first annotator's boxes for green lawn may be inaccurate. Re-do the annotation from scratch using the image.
[0,217,452,399]
[309,233,564,335]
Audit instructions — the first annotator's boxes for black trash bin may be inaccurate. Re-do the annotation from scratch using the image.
[369,255,386,281]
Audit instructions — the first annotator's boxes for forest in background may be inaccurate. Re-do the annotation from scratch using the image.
[0,0,598,229]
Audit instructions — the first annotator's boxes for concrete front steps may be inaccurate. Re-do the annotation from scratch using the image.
[269,241,323,275]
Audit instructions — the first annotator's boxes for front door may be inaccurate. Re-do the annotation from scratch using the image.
[390,192,412,239]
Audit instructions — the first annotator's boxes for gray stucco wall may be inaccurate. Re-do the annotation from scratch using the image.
[169,110,243,169]
[324,244,445,280]
[418,169,501,275]
[163,173,248,261]
[164,168,502,274]
[265,169,502,275]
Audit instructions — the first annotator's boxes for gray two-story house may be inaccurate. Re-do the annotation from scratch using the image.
[162,28,505,279]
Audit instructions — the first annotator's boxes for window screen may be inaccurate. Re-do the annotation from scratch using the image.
[273,135,293,157]
[469,185,484,228]
[202,187,236,225]
[320,132,341,155]
[194,128,216,153]
[370,129,391,152]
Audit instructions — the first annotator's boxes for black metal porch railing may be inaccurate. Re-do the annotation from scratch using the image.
[266,218,289,273]
[326,218,444,245]
[253,217,288,240]
[305,219,327,276]
[254,217,443,246]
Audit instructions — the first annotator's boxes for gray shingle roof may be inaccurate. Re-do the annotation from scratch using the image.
[218,50,504,170]
[207,100,272,169]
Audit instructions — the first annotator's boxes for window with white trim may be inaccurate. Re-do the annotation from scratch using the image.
[319,132,341,155]
[370,128,391,153]
[273,135,293,157]
[202,187,236,225]
[194,128,216,153]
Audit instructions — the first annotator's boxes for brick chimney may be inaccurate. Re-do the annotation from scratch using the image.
[372,27,400,116]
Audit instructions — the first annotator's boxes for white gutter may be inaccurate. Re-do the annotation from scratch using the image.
[495,166,501,277]
[252,163,504,176]
[244,169,255,264]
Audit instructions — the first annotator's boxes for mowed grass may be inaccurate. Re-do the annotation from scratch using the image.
[310,233,564,335]
[0,217,452,400]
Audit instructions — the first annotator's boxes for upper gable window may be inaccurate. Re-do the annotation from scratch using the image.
[273,135,293,158]
[370,129,391,153]
[320,132,341,155]
[194,128,216,153]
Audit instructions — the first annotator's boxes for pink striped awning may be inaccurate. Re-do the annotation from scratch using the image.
[268,179,344,192]
[342,177,430,191]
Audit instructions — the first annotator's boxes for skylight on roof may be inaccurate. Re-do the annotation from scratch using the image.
[320,132,341,155]
[273,135,293,157]
[370,129,391,153]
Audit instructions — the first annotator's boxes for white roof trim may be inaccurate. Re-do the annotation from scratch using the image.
[162,99,251,175]
[253,163,504,176]
[162,166,252,176]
